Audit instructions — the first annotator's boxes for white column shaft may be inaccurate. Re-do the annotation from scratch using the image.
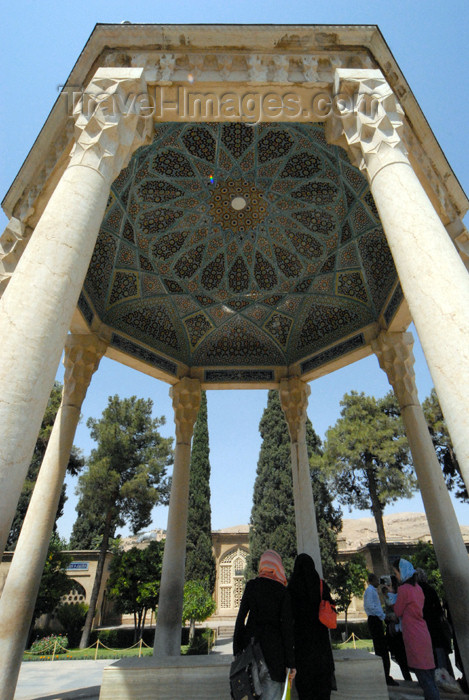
[0,67,150,556]
[0,403,80,699]
[290,430,322,576]
[153,443,192,656]
[154,377,200,657]
[0,167,109,555]
[401,404,469,679]
[371,161,469,489]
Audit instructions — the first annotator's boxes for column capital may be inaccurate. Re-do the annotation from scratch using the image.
[371,330,419,409]
[170,377,201,445]
[0,217,32,299]
[62,333,108,408]
[328,68,409,183]
[70,67,152,182]
[279,377,311,443]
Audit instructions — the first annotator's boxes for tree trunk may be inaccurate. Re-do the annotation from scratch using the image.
[79,508,113,649]
[366,462,390,574]
[189,618,196,644]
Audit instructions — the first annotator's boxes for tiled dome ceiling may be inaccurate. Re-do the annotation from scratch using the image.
[83,122,398,371]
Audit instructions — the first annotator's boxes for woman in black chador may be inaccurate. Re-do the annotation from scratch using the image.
[288,554,335,700]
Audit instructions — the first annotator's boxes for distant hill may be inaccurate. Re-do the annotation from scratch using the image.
[122,512,469,553]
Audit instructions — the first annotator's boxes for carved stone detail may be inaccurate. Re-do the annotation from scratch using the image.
[159,54,176,81]
[62,333,108,408]
[170,377,201,445]
[279,377,311,443]
[329,69,409,182]
[302,56,319,82]
[273,55,290,82]
[247,55,268,82]
[217,54,234,80]
[371,331,419,408]
[0,218,32,298]
[70,68,152,182]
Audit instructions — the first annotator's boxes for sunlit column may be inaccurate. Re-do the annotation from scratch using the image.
[0,333,107,700]
[154,377,201,657]
[373,330,469,680]
[329,68,469,496]
[0,67,151,556]
[279,377,322,575]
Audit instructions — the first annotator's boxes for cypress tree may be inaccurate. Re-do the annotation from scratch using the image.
[185,391,216,592]
[247,389,341,580]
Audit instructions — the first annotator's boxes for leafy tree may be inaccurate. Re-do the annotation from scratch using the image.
[72,395,173,648]
[106,541,165,641]
[247,390,341,581]
[182,580,216,643]
[423,388,468,502]
[8,382,84,549]
[185,391,216,592]
[55,602,89,647]
[410,541,444,599]
[33,535,72,623]
[320,391,415,573]
[329,554,368,636]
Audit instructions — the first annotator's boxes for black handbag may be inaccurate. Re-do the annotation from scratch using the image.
[230,638,268,700]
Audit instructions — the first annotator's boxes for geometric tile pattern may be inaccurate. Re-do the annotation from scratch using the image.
[83,122,399,371]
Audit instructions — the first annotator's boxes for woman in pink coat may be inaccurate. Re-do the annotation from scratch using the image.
[393,558,440,700]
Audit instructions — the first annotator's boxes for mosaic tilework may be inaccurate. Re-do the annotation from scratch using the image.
[83,122,397,371]
[301,334,366,374]
[78,292,93,326]
[204,369,274,382]
[184,312,214,349]
[336,271,368,304]
[384,283,404,326]
[111,333,177,375]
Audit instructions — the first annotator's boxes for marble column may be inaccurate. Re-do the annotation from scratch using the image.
[154,377,201,657]
[329,68,469,496]
[0,333,107,700]
[372,330,469,680]
[0,67,151,556]
[279,377,322,575]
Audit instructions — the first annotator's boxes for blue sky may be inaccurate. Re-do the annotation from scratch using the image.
[1,1,468,538]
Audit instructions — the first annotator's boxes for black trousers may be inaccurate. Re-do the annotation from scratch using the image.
[367,615,391,680]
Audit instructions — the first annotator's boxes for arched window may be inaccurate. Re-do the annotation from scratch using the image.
[61,580,86,604]
[219,547,247,611]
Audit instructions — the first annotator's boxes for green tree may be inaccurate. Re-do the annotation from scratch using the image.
[72,395,173,648]
[247,390,341,581]
[106,541,165,641]
[55,602,89,647]
[320,391,415,573]
[185,391,216,592]
[182,580,216,643]
[410,541,444,599]
[33,535,72,623]
[423,388,467,502]
[329,554,368,636]
[8,382,84,549]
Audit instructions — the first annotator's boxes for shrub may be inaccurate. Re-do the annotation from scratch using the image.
[55,602,88,647]
[29,634,69,655]
[330,621,370,643]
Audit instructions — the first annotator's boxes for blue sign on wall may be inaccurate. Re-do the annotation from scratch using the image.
[67,562,89,571]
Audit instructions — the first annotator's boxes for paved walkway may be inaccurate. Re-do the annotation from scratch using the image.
[14,659,108,700]
[14,644,468,700]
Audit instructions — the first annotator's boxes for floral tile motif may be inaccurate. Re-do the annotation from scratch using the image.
[84,122,398,371]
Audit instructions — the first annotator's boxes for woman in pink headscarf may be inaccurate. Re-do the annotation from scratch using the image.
[393,558,440,700]
[234,550,296,700]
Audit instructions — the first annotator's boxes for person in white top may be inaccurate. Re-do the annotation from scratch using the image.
[363,573,398,687]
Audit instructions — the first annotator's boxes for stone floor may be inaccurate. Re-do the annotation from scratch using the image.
[13,641,469,700]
